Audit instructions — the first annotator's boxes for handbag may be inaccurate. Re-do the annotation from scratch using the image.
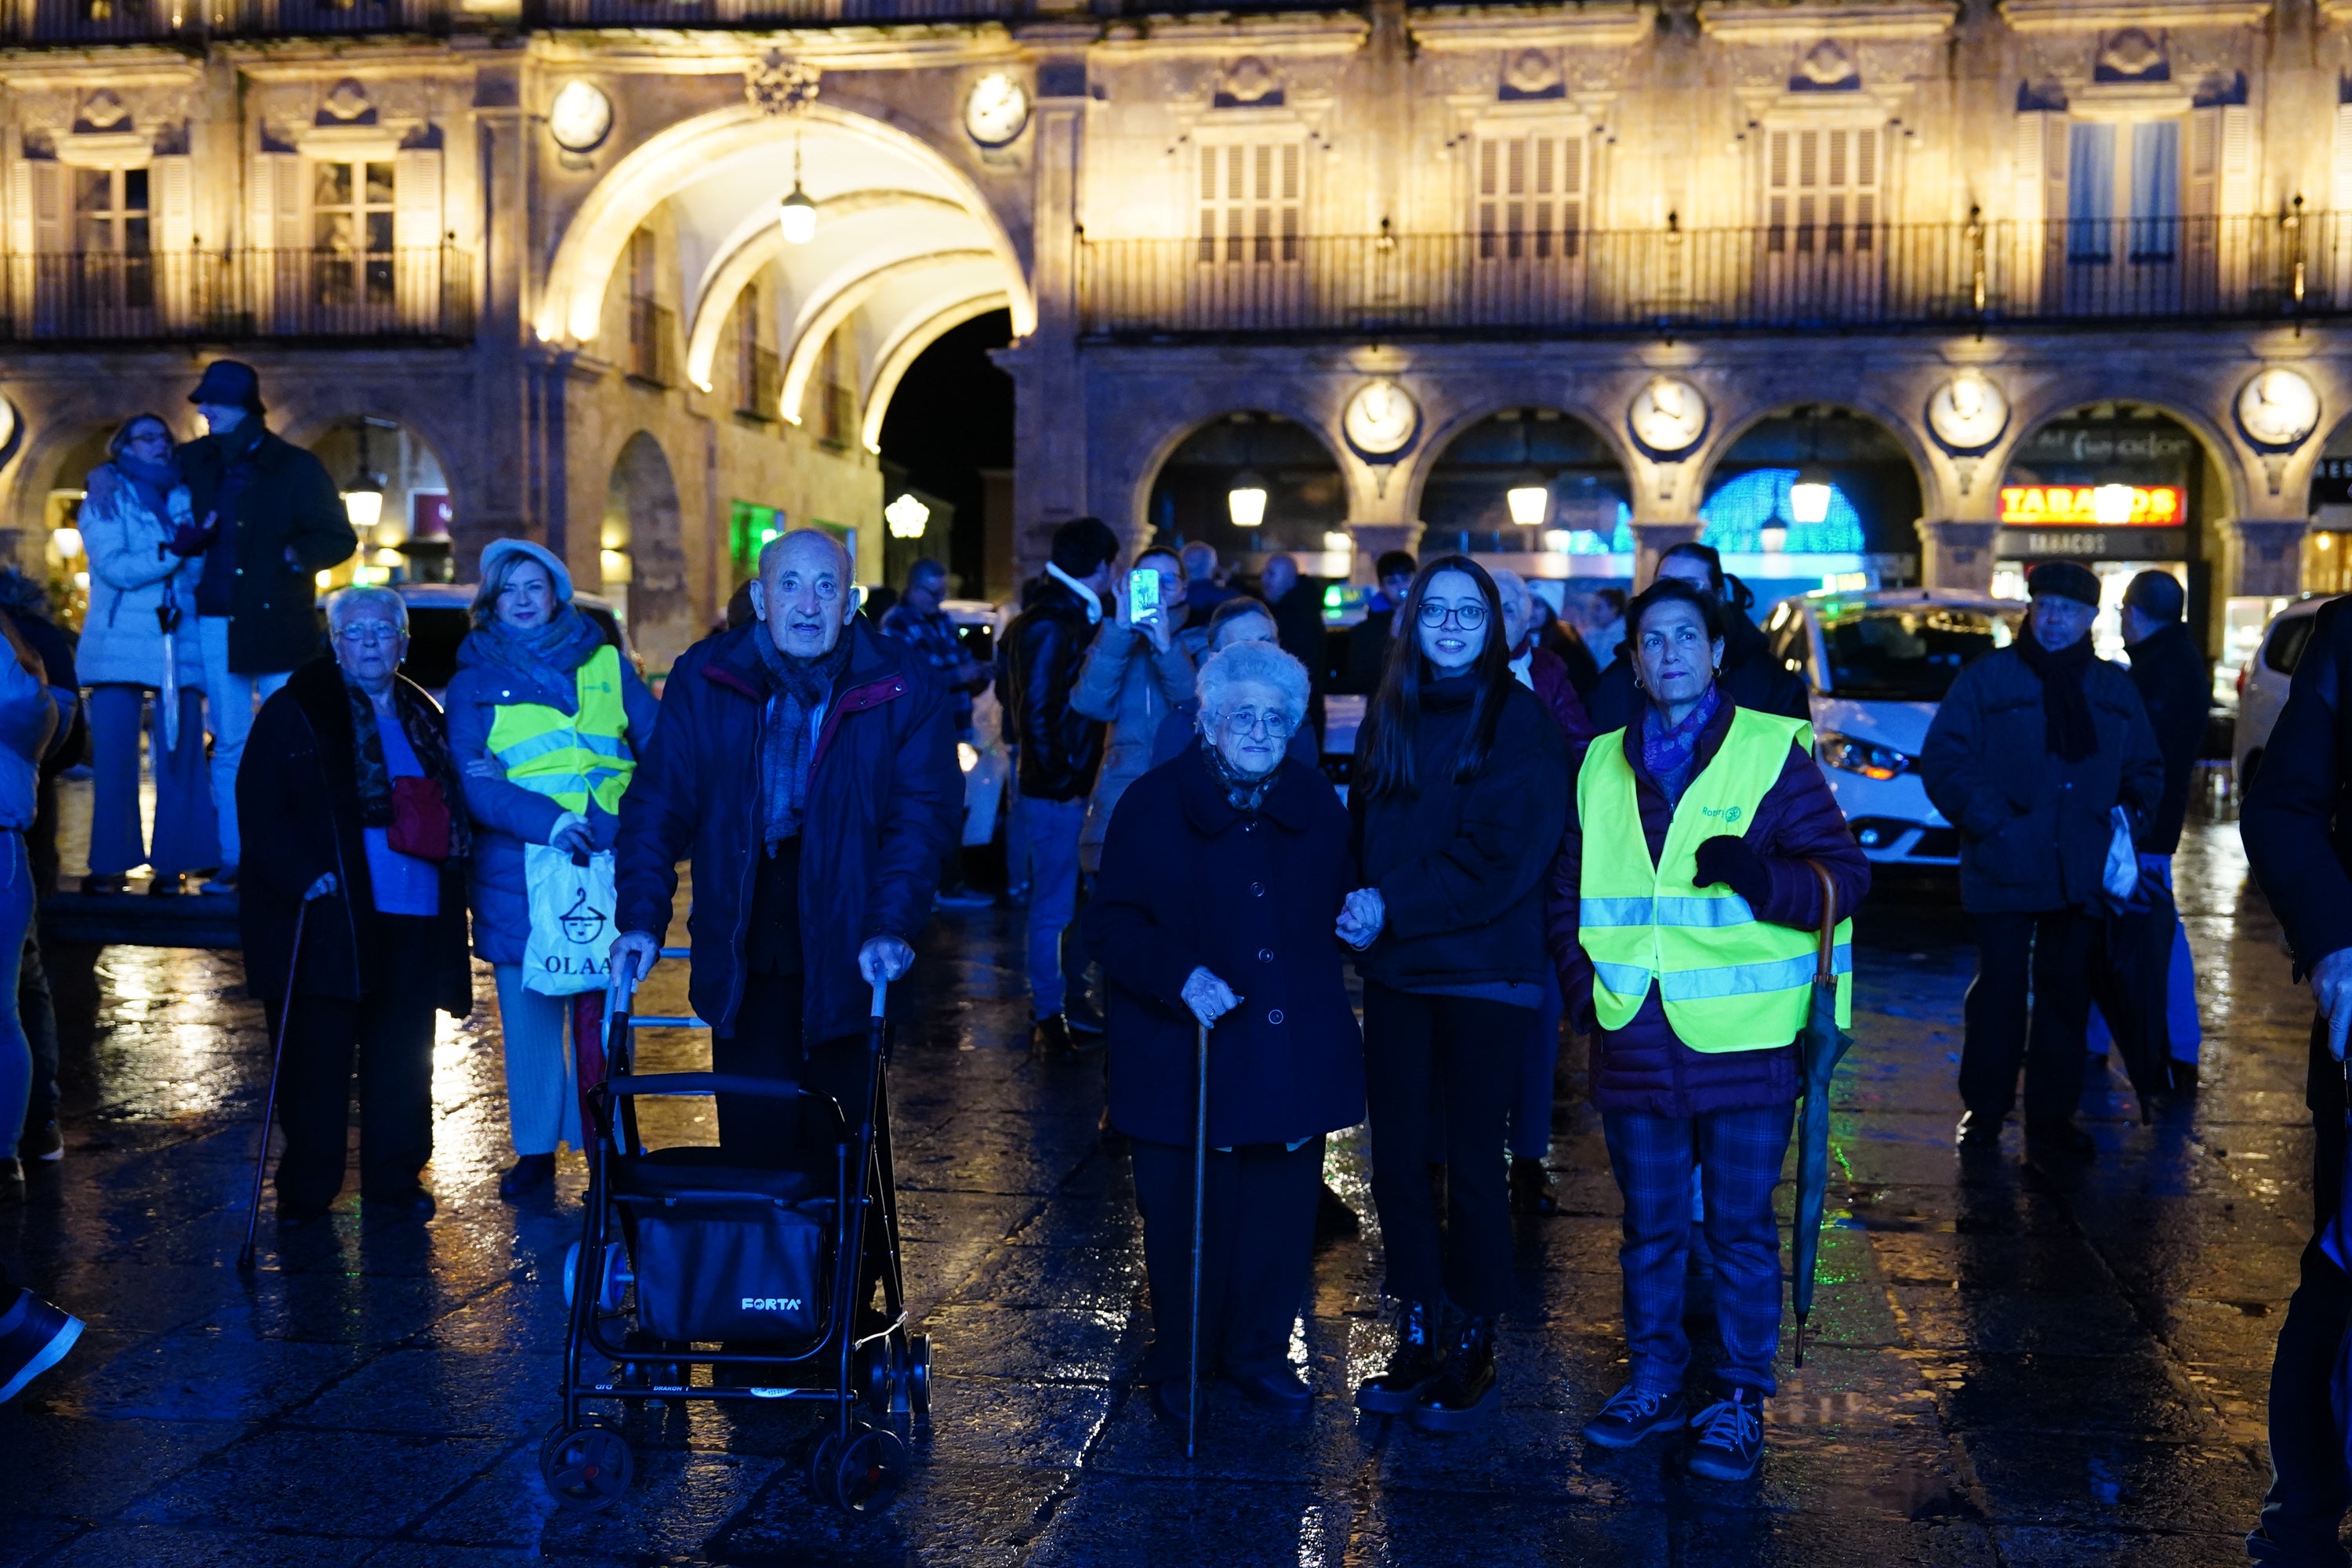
[2101,805,2140,909]
[388,775,452,862]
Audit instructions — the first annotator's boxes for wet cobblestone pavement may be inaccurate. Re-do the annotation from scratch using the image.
[0,812,2323,1566]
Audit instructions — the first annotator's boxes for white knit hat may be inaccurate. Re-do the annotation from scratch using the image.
[479,536,575,604]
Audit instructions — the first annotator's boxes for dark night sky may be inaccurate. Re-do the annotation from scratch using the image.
[877,309,1014,597]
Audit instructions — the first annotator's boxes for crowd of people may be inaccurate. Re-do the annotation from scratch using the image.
[0,470,2345,1552]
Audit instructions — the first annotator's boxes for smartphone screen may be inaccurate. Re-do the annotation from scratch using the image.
[1127,568,1160,623]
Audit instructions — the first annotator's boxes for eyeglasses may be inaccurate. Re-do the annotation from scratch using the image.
[1223,708,1293,739]
[336,621,403,644]
[1417,600,1487,630]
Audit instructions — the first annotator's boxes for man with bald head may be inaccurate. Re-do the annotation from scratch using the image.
[615,528,958,1162]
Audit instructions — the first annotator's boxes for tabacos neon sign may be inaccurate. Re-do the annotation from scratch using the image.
[1998,485,2183,526]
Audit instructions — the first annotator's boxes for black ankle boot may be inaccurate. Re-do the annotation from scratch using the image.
[1354,1300,1445,1414]
[498,1152,555,1201]
[1508,1156,1559,1215]
[1410,1315,1499,1432]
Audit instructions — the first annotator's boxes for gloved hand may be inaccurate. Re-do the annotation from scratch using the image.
[1692,834,1769,909]
[166,519,217,558]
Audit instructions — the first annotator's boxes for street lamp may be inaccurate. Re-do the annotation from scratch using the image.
[340,417,387,532]
[779,136,817,245]
[1505,470,1550,527]
[1227,471,1268,528]
[1788,461,1834,527]
[885,492,930,539]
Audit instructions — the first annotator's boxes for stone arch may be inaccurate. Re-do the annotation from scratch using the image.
[1691,402,1928,565]
[859,291,1013,457]
[1140,410,1350,559]
[1994,384,2252,525]
[1399,396,1639,531]
[1403,403,1635,556]
[604,431,691,670]
[536,100,1035,349]
[1119,384,1356,547]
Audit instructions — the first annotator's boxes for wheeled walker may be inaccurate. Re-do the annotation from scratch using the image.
[540,960,931,1515]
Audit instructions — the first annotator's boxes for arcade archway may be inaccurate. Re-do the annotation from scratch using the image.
[605,432,691,669]
[1699,405,1923,607]
[1145,412,1348,568]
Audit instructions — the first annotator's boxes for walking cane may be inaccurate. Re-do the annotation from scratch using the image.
[1187,1017,1209,1461]
[237,880,334,1272]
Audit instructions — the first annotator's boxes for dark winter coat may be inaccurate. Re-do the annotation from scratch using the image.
[1351,676,1570,991]
[1546,697,1870,1117]
[445,615,662,965]
[2123,621,2212,856]
[1001,576,1106,802]
[1583,610,1809,734]
[236,656,473,1016]
[1528,647,1595,745]
[1087,745,1365,1148]
[179,426,358,676]
[613,619,958,1043]
[2245,597,2352,979]
[1919,642,2165,914]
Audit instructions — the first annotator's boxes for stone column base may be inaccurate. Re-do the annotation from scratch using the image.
[2219,518,2311,599]
[1347,521,1424,585]
[1917,521,2001,594]
[1628,521,1702,587]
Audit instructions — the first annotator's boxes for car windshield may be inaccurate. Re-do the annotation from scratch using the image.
[1820,605,2019,701]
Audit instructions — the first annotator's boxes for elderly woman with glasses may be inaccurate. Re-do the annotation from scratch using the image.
[1086,640,1366,1423]
[235,586,474,1224]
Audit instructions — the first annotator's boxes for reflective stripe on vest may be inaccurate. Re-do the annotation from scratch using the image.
[485,643,635,815]
[1575,706,1853,1053]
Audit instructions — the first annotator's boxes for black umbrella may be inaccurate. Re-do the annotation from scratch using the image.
[1791,862,1855,1369]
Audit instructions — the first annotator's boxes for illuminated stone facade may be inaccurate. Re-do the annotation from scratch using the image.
[0,0,2346,662]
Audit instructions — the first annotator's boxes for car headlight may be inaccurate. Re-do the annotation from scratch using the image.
[1819,732,1914,782]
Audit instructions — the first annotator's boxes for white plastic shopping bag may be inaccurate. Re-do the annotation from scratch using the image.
[2102,805,2140,908]
[524,844,618,996]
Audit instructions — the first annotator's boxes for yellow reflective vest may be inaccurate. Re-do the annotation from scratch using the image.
[1575,706,1851,1052]
[485,643,635,815]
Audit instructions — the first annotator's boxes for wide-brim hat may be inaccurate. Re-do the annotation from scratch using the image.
[187,359,265,413]
[2025,560,2100,608]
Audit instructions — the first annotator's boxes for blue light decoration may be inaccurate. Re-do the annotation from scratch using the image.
[1697,469,1864,553]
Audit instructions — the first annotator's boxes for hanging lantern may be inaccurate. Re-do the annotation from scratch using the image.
[1504,470,1550,527]
[1788,462,1834,526]
[1227,471,1269,528]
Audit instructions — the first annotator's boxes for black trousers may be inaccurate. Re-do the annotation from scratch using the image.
[2253,1017,2352,1566]
[1959,908,2098,1122]
[18,923,55,1136]
[269,913,439,1211]
[1363,981,1529,1316]
[1131,1134,1321,1385]
[713,969,869,1167]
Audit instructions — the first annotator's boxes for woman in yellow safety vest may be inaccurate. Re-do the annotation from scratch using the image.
[1547,575,1867,1481]
[446,539,659,1200]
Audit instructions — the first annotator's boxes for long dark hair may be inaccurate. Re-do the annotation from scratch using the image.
[1359,554,1513,802]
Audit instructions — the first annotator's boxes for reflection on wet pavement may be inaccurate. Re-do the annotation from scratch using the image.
[0,815,2311,1564]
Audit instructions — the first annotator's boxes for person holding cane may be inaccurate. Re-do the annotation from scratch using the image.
[1087,641,1364,1425]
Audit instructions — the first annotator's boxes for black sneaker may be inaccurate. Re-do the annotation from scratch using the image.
[0,1288,82,1403]
[1354,1300,1445,1414]
[1581,1384,1689,1450]
[1508,1156,1559,1216]
[1410,1314,1498,1432]
[1031,1014,1074,1059]
[20,1121,59,1163]
[1686,1387,1765,1480]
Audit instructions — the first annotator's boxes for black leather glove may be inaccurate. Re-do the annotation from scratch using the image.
[1693,834,1770,909]
[166,521,216,559]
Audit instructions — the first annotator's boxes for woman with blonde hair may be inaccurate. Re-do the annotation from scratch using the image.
[445,539,658,1199]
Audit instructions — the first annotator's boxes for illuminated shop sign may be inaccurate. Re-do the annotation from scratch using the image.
[1998,485,2183,526]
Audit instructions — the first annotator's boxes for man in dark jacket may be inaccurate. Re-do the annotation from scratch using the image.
[1584,545,1809,733]
[176,361,358,891]
[613,530,956,1162]
[1000,517,1117,1054]
[1345,550,1417,695]
[238,588,474,1221]
[2241,594,2352,1568]
[2114,570,2212,1089]
[1921,561,2163,1154]
[1261,553,1328,740]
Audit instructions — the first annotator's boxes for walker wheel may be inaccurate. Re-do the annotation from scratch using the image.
[539,1421,634,1512]
[906,1334,932,1422]
[809,1424,906,1515]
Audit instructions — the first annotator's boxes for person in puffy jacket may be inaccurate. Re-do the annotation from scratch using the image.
[76,415,216,897]
[1075,546,1200,877]
[1549,575,1867,1482]
[446,539,658,1200]
[999,517,1117,1054]
[1342,555,1569,1434]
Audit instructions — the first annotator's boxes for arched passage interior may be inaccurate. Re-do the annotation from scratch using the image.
[1417,406,1631,558]
[1145,412,1348,568]
[1999,401,2229,661]
[875,307,1012,601]
[1700,405,1922,608]
[304,416,453,585]
[605,432,691,671]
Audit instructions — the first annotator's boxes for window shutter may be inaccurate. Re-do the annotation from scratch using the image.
[393,145,441,250]
[2013,112,2064,308]
[2332,103,2352,212]
[2187,108,2220,216]
[1196,140,1303,265]
[30,162,61,256]
[151,154,194,252]
[2219,104,2253,216]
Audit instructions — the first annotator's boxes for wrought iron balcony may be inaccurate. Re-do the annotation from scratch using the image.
[0,248,472,344]
[0,0,449,42]
[1080,213,2344,339]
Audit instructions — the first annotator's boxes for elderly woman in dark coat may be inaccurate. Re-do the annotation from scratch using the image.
[1548,576,1868,1482]
[1086,640,1365,1421]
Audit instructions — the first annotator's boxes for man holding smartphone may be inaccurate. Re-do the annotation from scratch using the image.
[1073,546,1198,910]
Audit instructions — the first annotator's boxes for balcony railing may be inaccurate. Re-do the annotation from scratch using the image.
[1080,214,2348,339]
[2,0,448,42]
[0,248,472,343]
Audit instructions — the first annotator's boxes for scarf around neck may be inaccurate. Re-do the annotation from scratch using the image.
[1200,735,1279,814]
[471,608,604,712]
[2018,623,2098,764]
[346,676,469,857]
[1641,682,1723,806]
[753,627,854,851]
[112,449,180,523]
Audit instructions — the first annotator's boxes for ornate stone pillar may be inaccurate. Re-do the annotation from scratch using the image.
[1628,520,1701,586]
[1346,521,1423,584]
[1007,63,1091,584]
[1917,521,2001,593]
[2219,517,2311,598]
